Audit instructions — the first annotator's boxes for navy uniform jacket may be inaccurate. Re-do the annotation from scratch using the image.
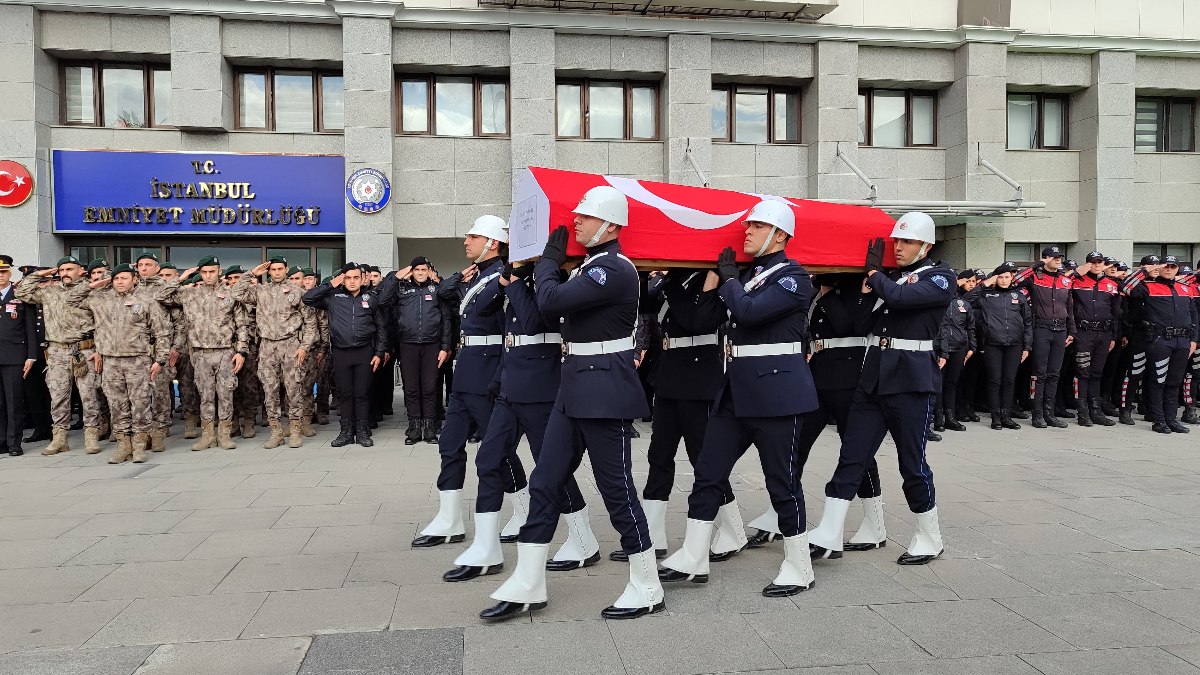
[653,269,727,401]
[438,256,506,395]
[717,250,818,418]
[808,276,874,392]
[497,274,562,404]
[0,285,38,365]
[534,239,648,420]
[860,259,956,396]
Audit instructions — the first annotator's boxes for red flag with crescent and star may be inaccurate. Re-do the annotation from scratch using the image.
[0,161,34,208]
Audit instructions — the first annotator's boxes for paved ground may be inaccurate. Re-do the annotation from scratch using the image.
[0,409,1199,675]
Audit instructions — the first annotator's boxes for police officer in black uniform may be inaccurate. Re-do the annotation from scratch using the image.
[1184,263,1200,425]
[1117,255,1162,424]
[1011,246,1074,429]
[15,265,50,444]
[482,186,663,622]
[1070,251,1122,426]
[808,212,954,566]
[933,270,978,432]
[0,255,37,456]
[976,263,1033,430]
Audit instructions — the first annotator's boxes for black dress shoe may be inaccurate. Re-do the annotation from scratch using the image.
[10,448,23,457]
[809,544,843,560]
[897,550,942,565]
[943,418,966,432]
[443,563,503,582]
[499,534,518,543]
[965,411,981,423]
[601,600,665,620]
[468,433,482,443]
[843,540,886,552]
[657,568,707,583]
[927,430,942,442]
[411,533,466,548]
[747,530,781,548]
[1167,421,1190,433]
[762,580,813,597]
[628,427,640,439]
[480,600,547,621]
[709,545,744,562]
[1152,422,1172,434]
[609,548,666,562]
[23,429,51,443]
[546,551,600,571]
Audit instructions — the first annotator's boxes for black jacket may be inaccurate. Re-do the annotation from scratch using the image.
[378,276,451,349]
[651,269,727,401]
[975,286,1032,349]
[934,288,977,357]
[0,285,38,365]
[302,283,388,356]
[807,276,874,392]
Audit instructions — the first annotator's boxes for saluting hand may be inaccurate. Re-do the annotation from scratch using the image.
[232,352,245,375]
[251,262,270,277]
[330,273,345,288]
[89,276,111,290]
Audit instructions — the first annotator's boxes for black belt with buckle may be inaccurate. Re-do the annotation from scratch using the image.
[1078,319,1113,332]
[1037,318,1067,330]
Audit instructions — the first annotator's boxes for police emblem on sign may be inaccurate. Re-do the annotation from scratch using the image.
[587,267,607,285]
[346,168,391,214]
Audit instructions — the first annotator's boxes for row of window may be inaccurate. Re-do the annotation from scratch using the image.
[60,63,1200,152]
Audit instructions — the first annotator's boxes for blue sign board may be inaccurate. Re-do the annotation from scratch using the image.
[52,150,346,236]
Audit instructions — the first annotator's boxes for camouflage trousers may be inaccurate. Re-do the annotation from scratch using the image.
[315,352,334,415]
[100,354,153,436]
[151,362,175,431]
[299,352,322,419]
[191,348,237,422]
[46,343,100,430]
[234,347,260,423]
[259,336,306,422]
[176,351,200,417]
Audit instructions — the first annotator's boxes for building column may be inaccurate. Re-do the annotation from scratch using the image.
[509,27,556,198]
[169,14,230,131]
[805,40,859,200]
[1076,51,1135,263]
[666,34,711,186]
[0,5,56,264]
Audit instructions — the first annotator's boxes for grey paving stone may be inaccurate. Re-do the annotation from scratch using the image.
[0,537,101,569]
[298,628,460,675]
[463,620,623,675]
[294,457,369,472]
[167,507,284,533]
[213,552,357,593]
[66,532,211,565]
[272,503,380,528]
[236,472,328,491]
[1020,646,1200,675]
[317,469,406,487]
[871,598,1074,658]
[871,655,1044,675]
[149,476,254,495]
[0,600,131,652]
[1109,475,1200,496]
[999,594,1199,649]
[627,567,780,618]
[1127,493,1200,517]
[347,549,463,589]
[134,638,310,675]
[0,564,118,605]
[969,498,1099,525]
[1087,550,1200,589]
[185,528,315,560]
[213,459,304,476]
[389,581,499,630]
[609,613,785,675]
[790,560,926,607]
[77,558,240,601]
[242,585,398,638]
[85,593,267,647]
[937,526,1012,559]
[1167,644,1200,668]
[1035,478,1145,498]
[743,605,930,668]
[63,511,192,538]
[895,558,1041,600]
[0,645,155,675]
[301,524,422,555]
[972,523,1127,554]
[959,480,1074,501]
[1123,589,1200,631]
[154,489,265,510]
[0,495,91,517]
[1049,496,1182,521]
[1066,518,1199,551]
[985,553,1158,595]
[251,486,350,508]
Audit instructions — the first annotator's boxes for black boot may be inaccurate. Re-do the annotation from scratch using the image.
[1167,420,1190,433]
[331,419,355,447]
[355,421,374,447]
[927,427,942,442]
[23,428,51,443]
[1076,408,1093,427]
[1119,406,1135,425]
[1090,399,1115,426]
[943,410,965,431]
[933,408,945,432]
[405,419,421,445]
[1010,407,1029,420]
[1152,421,1172,434]
[1043,408,1068,429]
[999,409,1021,430]
[1182,405,1199,425]
[1032,409,1048,429]
[1101,399,1119,416]
[991,412,1003,430]
[422,418,438,443]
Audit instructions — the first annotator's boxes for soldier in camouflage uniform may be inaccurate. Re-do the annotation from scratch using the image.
[225,266,261,438]
[68,264,171,464]
[87,259,113,441]
[159,263,200,439]
[133,253,177,452]
[158,257,249,451]
[234,258,317,449]
[300,268,329,430]
[15,256,103,455]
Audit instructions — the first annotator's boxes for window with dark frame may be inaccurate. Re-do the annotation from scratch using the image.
[234,69,344,133]
[857,88,937,148]
[710,85,801,144]
[61,62,171,128]
[1133,243,1196,262]
[396,75,510,137]
[555,79,659,141]
[1007,93,1068,150]
[1134,97,1195,153]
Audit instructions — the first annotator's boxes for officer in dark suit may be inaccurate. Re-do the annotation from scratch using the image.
[0,255,38,456]
[409,216,508,548]
[482,186,661,622]
[808,212,954,566]
[17,265,51,444]
[658,200,819,598]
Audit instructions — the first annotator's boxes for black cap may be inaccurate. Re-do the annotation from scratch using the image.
[136,252,159,264]
[1041,246,1063,258]
[1116,262,1130,272]
[110,263,136,276]
[1140,254,1161,266]
[1181,265,1194,275]
[338,262,359,276]
[197,256,221,269]
[1064,259,1077,270]
[223,264,245,277]
[0,254,12,270]
[410,256,431,268]
[1103,256,1117,266]
[87,258,109,273]
[1086,251,1105,263]
[992,262,1019,276]
[956,269,977,280]
[17,264,41,276]
[367,265,380,274]
[1162,255,1180,265]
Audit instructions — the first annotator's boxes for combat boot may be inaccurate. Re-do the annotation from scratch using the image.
[316,411,329,425]
[163,424,171,438]
[1076,408,1093,427]
[331,419,354,447]
[932,408,945,432]
[355,421,374,448]
[990,412,1003,430]
[1119,406,1135,425]
[217,421,237,449]
[108,434,134,464]
[192,420,216,451]
[131,433,149,463]
[264,420,285,449]
[1031,409,1048,429]
[300,417,316,438]
[183,414,199,439]
[150,429,167,452]
[1101,399,1119,416]
[288,419,303,449]
[405,419,421,445]
[943,410,966,431]
[1089,399,1115,426]
[999,410,1021,430]
[241,417,257,439]
[422,418,438,443]
[84,426,102,454]
[1182,405,1199,425]
[97,419,111,441]
[41,428,69,456]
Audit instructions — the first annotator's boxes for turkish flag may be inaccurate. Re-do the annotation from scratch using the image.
[0,160,34,208]
[509,167,896,270]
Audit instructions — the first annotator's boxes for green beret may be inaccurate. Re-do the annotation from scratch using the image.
[302,267,318,278]
[321,276,332,285]
[287,266,302,277]
[197,256,220,269]
[184,273,202,285]
[87,258,109,272]
[223,265,245,277]
[110,263,135,276]
[268,256,287,266]
[56,256,80,267]
[136,252,160,263]
[160,262,177,271]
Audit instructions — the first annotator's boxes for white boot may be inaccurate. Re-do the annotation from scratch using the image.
[845,496,887,551]
[710,500,749,559]
[747,507,782,535]
[454,512,505,568]
[898,506,943,565]
[659,518,713,581]
[643,499,669,553]
[604,549,666,618]
[549,507,600,569]
[807,497,852,558]
[489,543,549,604]
[500,487,530,541]
[413,490,466,547]
[763,532,816,596]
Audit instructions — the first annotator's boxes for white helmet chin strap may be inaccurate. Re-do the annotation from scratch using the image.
[754,226,778,258]
[474,239,493,264]
[585,221,609,249]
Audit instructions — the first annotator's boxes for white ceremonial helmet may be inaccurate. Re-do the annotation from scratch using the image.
[573,186,629,228]
[745,200,796,237]
[890,211,936,245]
[467,215,510,244]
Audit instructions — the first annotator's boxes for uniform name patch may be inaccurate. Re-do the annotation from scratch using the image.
[931,275,950,290]
[778,276,799,293]
[587,267,607,285]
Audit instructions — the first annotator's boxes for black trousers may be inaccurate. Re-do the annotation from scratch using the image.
[368,356,394,420]
[436,392,495,491]
[798,388,880,499]
[643,397,730,502]
[398,343,440,420]
[937,351,967,414]
[1032,327,1068,412]
[20,357,49,433]
[1189,352,1200,405]
[1146,337,1191,424]
[825,389,936,514]
[0,364,25,449]
[1073,330,1112,405]
[332,346,373,425]
[687,396,807,537]
[473,398,581,514]
[984,344,1022,412]
[519,409,650,555]
[958,351,984,413]
[1123,338,1148,409]
[1102,339,1126,405]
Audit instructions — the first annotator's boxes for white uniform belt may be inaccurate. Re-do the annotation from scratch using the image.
[563,336,634,356]
[874,336,934,352]
[729,342,804,358]
[460,335,503,347]
[810,337,871,352]
[664,334,719,350]
[507,333,562,347]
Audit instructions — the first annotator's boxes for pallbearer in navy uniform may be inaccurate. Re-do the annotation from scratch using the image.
[481,186,662,621]
[658,200,820,598]
[808,212,954,566]
[408,216,509,548]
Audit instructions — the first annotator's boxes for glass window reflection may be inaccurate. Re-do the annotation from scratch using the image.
[103,67,145,128]
[274,71,314,133]
[435,77,474,137]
